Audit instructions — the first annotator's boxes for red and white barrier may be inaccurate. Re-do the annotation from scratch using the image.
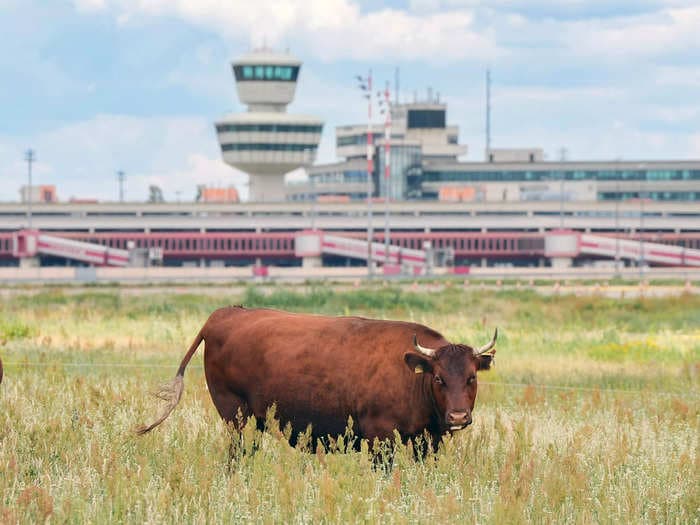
[579,233,700,267]
[13,230,130,267]
[295,230,428,268]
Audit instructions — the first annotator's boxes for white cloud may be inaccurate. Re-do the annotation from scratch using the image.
[654,66,700,87]
[73,0,106,11]
[445,79,700,163]
[688,134,700,157]
[73,0,501,62]
[568,5,700,59]
[0,115,250,202]
[142,153,248,200]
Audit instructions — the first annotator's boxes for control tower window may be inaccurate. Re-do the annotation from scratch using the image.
[407,109,446,129]
[234,65,300,82]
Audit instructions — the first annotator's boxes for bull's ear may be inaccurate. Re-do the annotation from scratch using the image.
[404,352,434,375]
[476,353,494,371]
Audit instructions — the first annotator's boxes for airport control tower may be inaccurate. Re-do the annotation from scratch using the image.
[215,50,323,202]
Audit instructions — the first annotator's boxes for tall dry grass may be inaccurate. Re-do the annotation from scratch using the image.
[0,285,698,523]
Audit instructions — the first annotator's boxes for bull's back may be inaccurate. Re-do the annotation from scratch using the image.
[201,307,444,436]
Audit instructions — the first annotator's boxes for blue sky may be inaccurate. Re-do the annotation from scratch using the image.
[1,0,699,202]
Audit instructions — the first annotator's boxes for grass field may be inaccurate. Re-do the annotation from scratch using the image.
[1,285,698,523]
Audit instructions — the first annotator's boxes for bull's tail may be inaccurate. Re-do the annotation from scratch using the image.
[135,329,204,435]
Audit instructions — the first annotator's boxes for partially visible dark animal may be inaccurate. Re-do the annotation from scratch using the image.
[137,306,497,451]
[0,355,3,384]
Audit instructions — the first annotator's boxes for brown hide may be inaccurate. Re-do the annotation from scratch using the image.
[203,306,453,443]
[138,306,495,446]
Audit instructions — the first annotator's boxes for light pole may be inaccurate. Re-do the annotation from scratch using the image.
[310,174,317,231]
[356,71,374,278]
[559,147,567,229]
[25,149,35,229]
[615,177,620,277]
[378,81,392,266]
[639,180,645,282]
[117,170,126,202]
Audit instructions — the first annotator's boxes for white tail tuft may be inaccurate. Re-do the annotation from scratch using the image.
[135,375,184,435]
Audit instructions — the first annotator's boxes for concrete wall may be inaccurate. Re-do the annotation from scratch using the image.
[1,265,698,285]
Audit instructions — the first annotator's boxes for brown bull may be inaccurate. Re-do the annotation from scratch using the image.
[137,306,497,450]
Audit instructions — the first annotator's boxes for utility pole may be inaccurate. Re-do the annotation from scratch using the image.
[310,174,317,231]
[639,181,645,282]
[615,176,620,277]
[25,149,35,229]
[356,70,374,279]
[394,66,400,105]
[117,170,125,202]
[485,69,491,160]
[559,147,567,229]
[379,81,392,266]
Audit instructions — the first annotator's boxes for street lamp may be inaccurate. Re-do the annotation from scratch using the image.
[615,177,620,277]
[378,82,392,266]
[558,147,567,229]
[25,149,35,229]
[356,71,374,279]
[117,170,126,202]
[639,180,645,282]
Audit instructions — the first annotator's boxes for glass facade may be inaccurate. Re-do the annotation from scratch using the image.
[599,191,700,201]
[233,65,300,82]
[310,170,367,184]
[217,123,322,133]
[337,133,382,147]
[407,109,446,129]
[221,143,317,152]
[423,169,700,183]
[376,145,423,200]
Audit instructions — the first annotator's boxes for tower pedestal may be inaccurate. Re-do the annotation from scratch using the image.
[249,174,287,202]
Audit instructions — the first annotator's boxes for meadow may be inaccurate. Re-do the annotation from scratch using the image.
[0,284,698,524]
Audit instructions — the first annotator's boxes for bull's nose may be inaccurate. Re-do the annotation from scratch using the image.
[447,410,471,426]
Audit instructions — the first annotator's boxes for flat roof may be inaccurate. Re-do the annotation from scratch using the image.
[233,50,301,66]
[216,112,323,125]
[424,160,700,171]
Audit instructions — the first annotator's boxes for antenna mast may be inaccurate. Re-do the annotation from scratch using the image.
[117,170,125,203]
[394,67,399,105]
[485,69,491,161]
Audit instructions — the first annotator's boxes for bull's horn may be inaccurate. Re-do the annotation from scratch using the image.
[475,328,498,355]
[413,334,436,358]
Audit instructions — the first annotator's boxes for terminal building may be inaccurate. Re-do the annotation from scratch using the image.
[215,49,323,202]
[2,56,699,270]
[287,95,700,204]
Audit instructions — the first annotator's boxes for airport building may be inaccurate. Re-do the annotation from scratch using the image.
[215,49,323,202]
[287,97,700,204]
[3,54,700,271]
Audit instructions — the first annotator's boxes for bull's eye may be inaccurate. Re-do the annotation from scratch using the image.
[434,375,444,385]
[467,376,476,385]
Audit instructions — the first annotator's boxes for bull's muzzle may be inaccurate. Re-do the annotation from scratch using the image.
[446,410,472,430]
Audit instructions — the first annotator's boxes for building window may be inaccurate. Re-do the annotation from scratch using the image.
[233,65,300,82]
[216,123,322,133]
[407,109,446,128]
[337,133,381,147]
[422,167,700,183]
[221,143,318,152]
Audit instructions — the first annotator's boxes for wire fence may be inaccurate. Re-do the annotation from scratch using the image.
[3,360,697,398]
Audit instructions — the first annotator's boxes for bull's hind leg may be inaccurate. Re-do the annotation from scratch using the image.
[209,388,251,427]
[207,388,254,467]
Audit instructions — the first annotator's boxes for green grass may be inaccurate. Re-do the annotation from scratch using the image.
[1,286,699,523]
